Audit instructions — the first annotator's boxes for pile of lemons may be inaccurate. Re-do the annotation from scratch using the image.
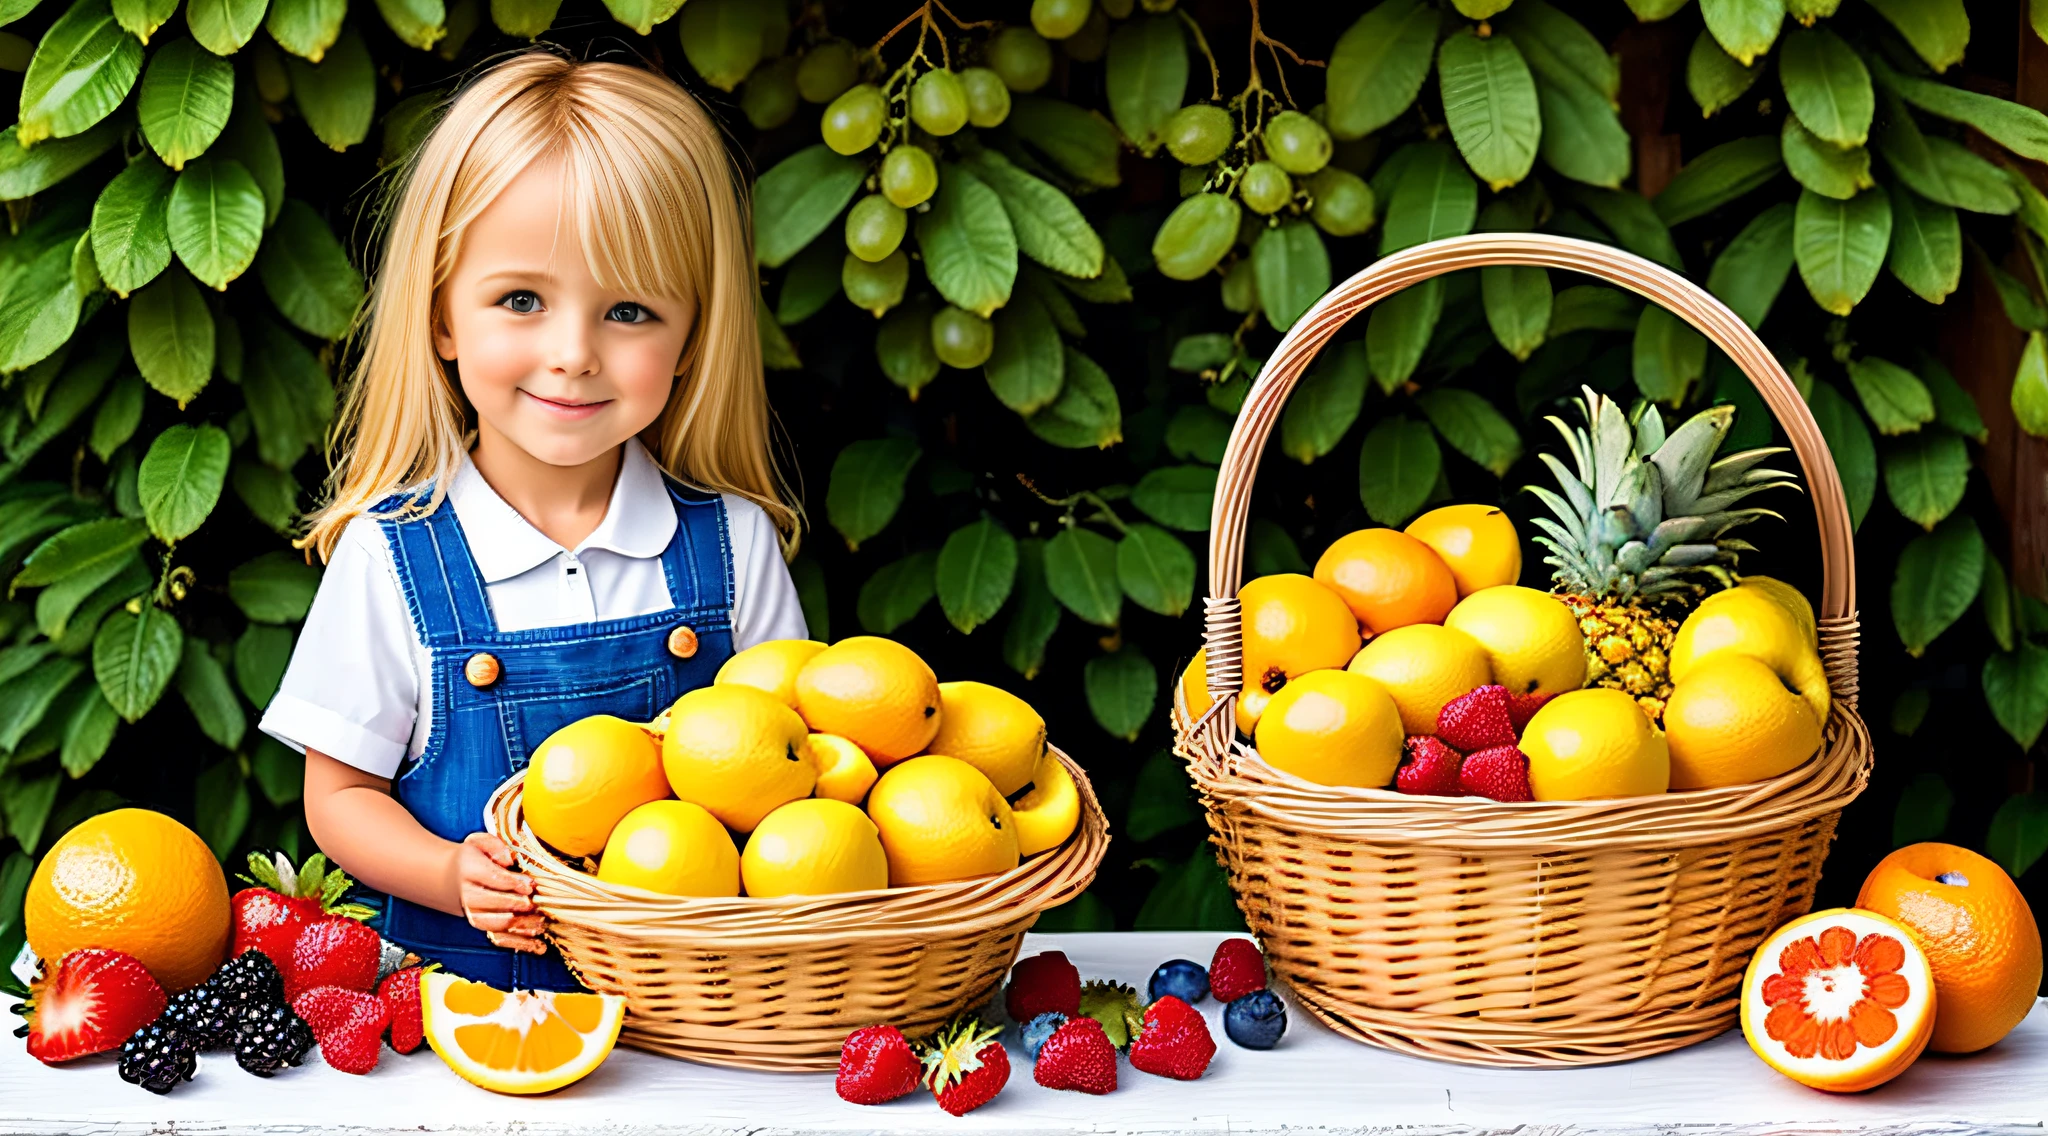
[521,637,1079,899]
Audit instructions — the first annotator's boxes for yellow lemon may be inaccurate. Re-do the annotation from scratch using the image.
[1736,575,1818,650]
[595,800,740,897]
[810,733,879,804]
[741,798,889,897]
[1253,668,1403,788]
[1670,588,1830,726]
[661,684,817,832]
[1180,648,1213,720]
[715,639,828,708]
[25,809,229,994]
[1664,654,1823,789]
[1442,585,1587,698]
[1345,623,1494,736]
[1404,504,1522,597]
[523,715,671,858]
[1520,688,1670,800]
[1011,752,1080,856]
[794,636,942,764]
[421,972,625,1095]
[865,755,1019,886]
[1237,573,1362,733]
[925,680,1045,795]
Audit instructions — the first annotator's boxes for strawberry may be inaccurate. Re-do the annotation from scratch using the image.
[1436,685,1517,752]
[285,915,383,1001]
[1033,1015,1117,1094]
[835,1024,921,1105]
[1207,938,1267,1003]
[13,949,166,1065]
[292,986,389,1075]
[1128,995,1215,1081]
[231,851,374,971]
[1003,950,1080,1022]
[1459,744,1533,802]
[1506,691,1554,734]
[1396,735,1465,797]
[921,1016,1008,1116]
[377,965,430,1055]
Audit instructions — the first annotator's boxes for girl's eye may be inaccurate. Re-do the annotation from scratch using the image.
[607,302,651,324]
[500,290,541,314]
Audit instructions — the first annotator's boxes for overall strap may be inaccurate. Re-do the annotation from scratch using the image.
[373,488,497,646]
[659,478,735,616]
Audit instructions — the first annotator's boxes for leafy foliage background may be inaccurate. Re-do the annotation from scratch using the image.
[0,0,2046,978]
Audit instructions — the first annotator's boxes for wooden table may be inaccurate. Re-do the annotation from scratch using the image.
[3,931,2043,1135]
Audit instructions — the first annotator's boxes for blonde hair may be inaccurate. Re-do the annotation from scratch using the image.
[304,50,799,561]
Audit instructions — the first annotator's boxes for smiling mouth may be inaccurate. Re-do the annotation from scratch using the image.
[520,389,611,418]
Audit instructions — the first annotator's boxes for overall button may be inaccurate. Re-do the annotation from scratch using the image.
[464,652,501,687]
[667,625,699,659]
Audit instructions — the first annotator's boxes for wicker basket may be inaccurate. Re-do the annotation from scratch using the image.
[1172,233,1873,1068]
[483,745,1108,1072]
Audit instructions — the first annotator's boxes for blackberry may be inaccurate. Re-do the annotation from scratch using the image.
[234,1005,314,1077]
[212,950,286,1003]
[162,988,241,1050]
[118,1024,197,1094]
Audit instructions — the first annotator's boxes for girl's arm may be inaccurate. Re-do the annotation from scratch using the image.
[303,749,546,953]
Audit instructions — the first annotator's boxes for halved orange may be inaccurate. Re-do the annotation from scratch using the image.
[1740,908,1936,1093]
[421,972,625,1095]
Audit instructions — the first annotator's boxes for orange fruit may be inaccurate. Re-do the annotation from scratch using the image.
[1253,668,1403,788]
[1857,842,2043,1053]
[794,636,942,764]
[1404,504,1522,597]
[595,800,740,897]
[25,809,229,994]
[715,639,828,709]
[1741,908,1936,1092]
[1344,623,1493,736]
[421,972,625,1094]
[1236,573,1362,733]
[523,714,671,858]
[1313,528,1457,635]
[865,754,1018,886]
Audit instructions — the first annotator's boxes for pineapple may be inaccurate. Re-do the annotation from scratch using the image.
[1525,387,1801,719]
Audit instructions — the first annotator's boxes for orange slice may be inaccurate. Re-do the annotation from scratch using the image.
[420,972,625,1094]
[1740,908,1936,1092]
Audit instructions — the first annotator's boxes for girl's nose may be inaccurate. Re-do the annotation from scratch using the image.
[546,319,601,377]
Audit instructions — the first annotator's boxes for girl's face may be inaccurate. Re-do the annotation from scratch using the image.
[435,155,694,469]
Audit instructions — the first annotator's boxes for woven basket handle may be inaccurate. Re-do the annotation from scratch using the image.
[1197,233,1859,748]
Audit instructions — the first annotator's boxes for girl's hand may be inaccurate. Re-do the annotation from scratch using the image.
[455,832,546,954]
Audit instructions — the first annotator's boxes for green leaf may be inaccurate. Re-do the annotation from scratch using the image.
[775,235,839,325]
[1687,30,1759,117]
[1084,646,1156,741]
[242,317,330,468]
[128,267,215,404]
[1984,552,2015,652]
[1916,354,1984,442]
[1003,537,1060,680]
[138,422,230,543]
[89,372,142,462]
[1365,278,1443,393]
[1416,387,1522,476]
[0,658,83,751]
[985,293,1064,415]
[167,156,264,289]
[1169,334,1234,373]
[0,241,82,374]
[228,548,318,622]
[13,516,146,590]
[1481,263,1550,361]
[1126,749,1200,841]
[1875,60,2048,163]
[1104,14,1185,151]
[1380,142,1478,255]
[1326,0,1440,141]
[186,0,265,53]
[137,37,234,169]
[176,635,243,749]
[1,772,61,854]
[1892,771,1952,845]
[790,554,827,641]
[1547,283,1642,335]
[856,550,936,635]
[759,300,803,372]
[0,116,123,200]
[1990,259,2048,333]
[1884,183,1960,305]
[1006,96,1122,188]
[1778,27,1872,148]
[1847,356,1935,434]
[1988,791,2048,879]
[34,544,135,642]
[1793,186,1891,316]
[1436,30,1540,192]
[264,0,342,59]
[918,165,1016,318]
[19,0,142,146]
[216,89,282,225]
[1027,346,1122,449]
[1528,70,1630,189]
[1358,415,1441,526]
[258,199,362,339]
[1701,0,1782,65]
[233,621,291,708]
[935,516,1017,635]
[1626,0,1692,17]
[1653,136,1781,226]
[1631,304,1708,406]
[110,0,173,41]
[1498,0,1618,102]
[1253,219,1330,333]
[753,145,864,269]
[193,758,248,859]
[595,0,676,36]
[373,0,443,50]
[1877,100,2018,215]
[1891,512,1983,656]
[1806,379,1876,529]
[2015,331,2048,438]
[1896,689,1936,737]
[1133,842,1246,931]
[1984,645,2048,752]
[1864,0,1969,73]
[1043,526,1121,627]
[826,436,920,551]
[93,603,182,720]
[1034,890,1115,932]
[1563,186,1683,270]
[60,682,116,776]
[1883,429,1968,529]
[1281,339,1369,462]
[1131,464,1215,532]
[1166,404,1231,464]
[285,25,373,150]
[958,149,1103,280]
[91,155,172,296]
[1707,201,1795,328]
[1116,524,1194,618]
[1248,518,1310,577]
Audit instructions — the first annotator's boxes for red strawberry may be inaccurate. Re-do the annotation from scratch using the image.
[377,965,428,1055]
[1396,735,1465,796]
[1004,950,1081,1022]
[1208,938,1267,1003]
[836,1024,921,1105]
[1437,685,1517,752]
[15,949,166,1065]
[286,915,382,1001]
[1128,995,1215,1081]
[1506,691,1553,734]
[292,986,389,1075]
[231,851,374,971]
[1459,744,1534,802]
[921,1017,1008,1116]
[1033,1015,1118,1094]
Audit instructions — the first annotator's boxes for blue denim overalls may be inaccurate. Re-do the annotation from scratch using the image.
[365,476,736,990]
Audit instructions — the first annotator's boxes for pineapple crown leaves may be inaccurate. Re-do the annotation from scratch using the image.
[239,849,376,920]
[918,1014,1003,1092]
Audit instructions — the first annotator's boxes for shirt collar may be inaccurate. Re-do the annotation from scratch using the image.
[448,438,678,584]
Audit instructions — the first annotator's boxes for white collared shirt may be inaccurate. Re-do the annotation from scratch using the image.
[258,439,808,779]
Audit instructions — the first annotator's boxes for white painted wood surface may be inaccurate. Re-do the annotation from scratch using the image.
[3,931,2042,1135]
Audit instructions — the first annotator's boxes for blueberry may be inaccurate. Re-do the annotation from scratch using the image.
[1147,958,1209,1005]
[1223,989,1286,1050]
[1021,1011,1067,1059]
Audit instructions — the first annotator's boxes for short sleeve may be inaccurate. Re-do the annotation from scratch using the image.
[257,517,421,779]
[724,495,809,649]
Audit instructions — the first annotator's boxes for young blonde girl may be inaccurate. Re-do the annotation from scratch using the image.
[263,51,804,990]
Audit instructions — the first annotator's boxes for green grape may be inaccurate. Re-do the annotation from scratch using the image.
[843,250,909,317]
[910,69,969,136]
[844,194,907,261]
[1163,104,1232,166]
[1100,0,1133,15]
[797,40,860,103]
[755,1,789,57]
[931,305,995,368]
[1238,160,1293,215]
[1138,0,1175,10]
[1031,0,1091,39]
[1220,256,1257,313]
[1263,110,1331,175]
[1176,164,1210,197]
[987,27,1053,92]
[960,67,1011,127]
[740,56,799,131]
[821,83,886,155]
[1152,192,1240,280]
[1308,168,1376,237]
[1063,7,1109,61]
[880,145,939,208]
